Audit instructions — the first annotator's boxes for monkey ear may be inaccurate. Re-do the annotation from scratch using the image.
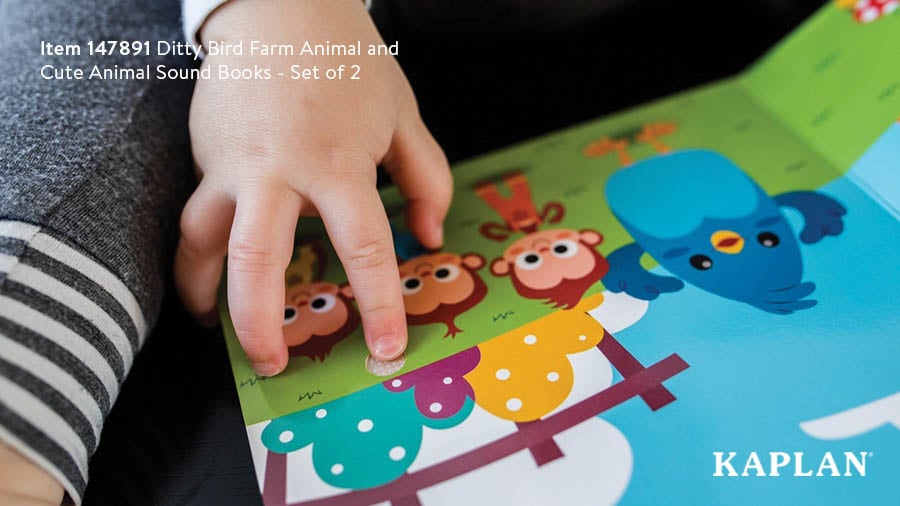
[339,284,354,300]
[490,258,511,277]
[579,229,603,246]
[462,253,486,270]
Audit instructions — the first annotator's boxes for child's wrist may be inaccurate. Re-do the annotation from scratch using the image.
[0,441,65,505]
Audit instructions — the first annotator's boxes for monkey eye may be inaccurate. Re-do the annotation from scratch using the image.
[284,306,298,325]
[401,276,423,295]
[515,251,543,271]
[433,264,460,283]
[309,293,337,313]
[550,239,579,259]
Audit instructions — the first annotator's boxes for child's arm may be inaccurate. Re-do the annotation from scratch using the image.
[175,0,452,375]
[0,0,196,503]
[0,442,63,505]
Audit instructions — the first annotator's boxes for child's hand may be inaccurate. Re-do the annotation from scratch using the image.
[175,0,451,376]
[0,441,64,505]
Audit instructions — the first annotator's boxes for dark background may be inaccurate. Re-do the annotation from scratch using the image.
[83,1,826,504]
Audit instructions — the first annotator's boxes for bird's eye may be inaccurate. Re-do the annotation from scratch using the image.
[433,264,460,283]
[515,251,543,271]
[689,254,713,270]
[757,232,780,248]
[401,276,423,295]
[309,293,337,313]
[284,306,298,325]
[550,239,579,259]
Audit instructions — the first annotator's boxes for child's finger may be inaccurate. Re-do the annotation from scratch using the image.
[312,182,408,361]
[175,181,235,326]
[383,115,453,249]
[227,183,301,376]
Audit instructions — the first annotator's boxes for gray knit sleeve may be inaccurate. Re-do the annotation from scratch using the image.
[0,0,194,502]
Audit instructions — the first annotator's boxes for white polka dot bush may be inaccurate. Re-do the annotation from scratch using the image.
[262,363,475,489]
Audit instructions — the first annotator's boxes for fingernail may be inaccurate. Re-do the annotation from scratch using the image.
[253,361,283,377]
[373,337,404,360]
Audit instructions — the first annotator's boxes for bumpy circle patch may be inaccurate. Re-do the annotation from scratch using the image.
[366,353,406,376]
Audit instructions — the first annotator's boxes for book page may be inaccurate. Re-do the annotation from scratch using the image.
[221,5,900,505]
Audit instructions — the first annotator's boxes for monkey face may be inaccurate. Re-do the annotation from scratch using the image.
[490,229,608,309]
[399,253,486,316]
[283,282,355,348]
[492,229,602,288]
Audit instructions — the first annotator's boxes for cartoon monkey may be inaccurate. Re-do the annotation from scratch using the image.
[475,171,564,241]
[476,172,609,309]
[285,242,325,286]
[490,228,608,309]
[284,281,360,361]
[399,252,488,337]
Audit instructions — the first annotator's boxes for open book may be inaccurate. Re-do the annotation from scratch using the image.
[219,4,900,505]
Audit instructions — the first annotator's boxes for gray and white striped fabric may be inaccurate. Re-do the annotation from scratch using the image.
[0,221,148,499]
[0,0,195,502]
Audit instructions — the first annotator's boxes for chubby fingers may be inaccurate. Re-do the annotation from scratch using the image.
[312,179,407,361]
[383,115,453,250]
[175,179,235,326]
[227,183,302,376]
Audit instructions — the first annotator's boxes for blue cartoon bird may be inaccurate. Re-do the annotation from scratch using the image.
[603,149,846,314]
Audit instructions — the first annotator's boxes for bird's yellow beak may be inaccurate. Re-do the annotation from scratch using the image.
[711,230,744,254]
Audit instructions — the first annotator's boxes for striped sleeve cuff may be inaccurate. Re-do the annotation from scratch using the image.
[0,220,148,504]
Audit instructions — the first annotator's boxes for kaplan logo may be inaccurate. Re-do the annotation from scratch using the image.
[712,451,870,477]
